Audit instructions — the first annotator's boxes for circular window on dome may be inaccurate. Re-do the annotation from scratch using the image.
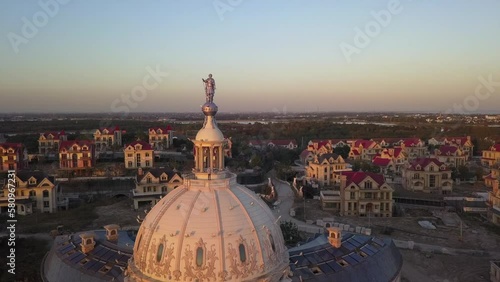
[196,247,204,267]
[238,244,246,263]
[156,243,164,262]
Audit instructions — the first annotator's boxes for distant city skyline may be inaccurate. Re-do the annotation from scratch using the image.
[1,0,500,114]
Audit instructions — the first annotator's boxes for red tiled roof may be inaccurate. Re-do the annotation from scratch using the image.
[126,141,153,150]
[445,136,470,145]
[408,158,447,171]
[402,138,422,147]
[41,131,66,138]
[435,145,459,155]
[341,171,385,186]
[372,157,392,167]
[0,143,23,152]
[97,127,120,134]
[353,140,376,148]
[59,140,94,151]
[149,126,173,133]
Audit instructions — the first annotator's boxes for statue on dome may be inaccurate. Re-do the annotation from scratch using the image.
[202,74,216,103]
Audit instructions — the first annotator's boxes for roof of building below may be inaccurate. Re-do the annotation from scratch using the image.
[288,233,402,282]
[43,230,134,282]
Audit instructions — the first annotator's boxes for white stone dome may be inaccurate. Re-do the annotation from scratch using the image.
[127,174,289,281]
[195,125,224,142]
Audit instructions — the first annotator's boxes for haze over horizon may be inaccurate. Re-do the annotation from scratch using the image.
[1,0,500,114]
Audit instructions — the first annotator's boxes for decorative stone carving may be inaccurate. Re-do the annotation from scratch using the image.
[182,238,219,281]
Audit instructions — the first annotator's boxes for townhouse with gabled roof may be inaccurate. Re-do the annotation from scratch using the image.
[0,170,57,215]
[38,130,67,156]
[306,153,352,187]
[320,171,393,217]
[132,167,183,210]
[398,138,427,159]
[348,139,382,161]
[59,140,95,170]
[433,145,467,168]
[428,136,474,160]
[402,158,453,194]
[482,144,500,167]
[148,126,173,150]
[124,141,154,169]
[94,126,122,156]
[484,166,500,188]
[0,143,28,172]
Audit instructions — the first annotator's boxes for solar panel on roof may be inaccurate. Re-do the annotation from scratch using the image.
[117,254,130,263]
[318,263,334,274]
[69,253,86,264]
[342,242,356,252]
[326,246,344,258]
[326,261,343,272]
[108,267,121,278]
[65,251,83,262]
[93,246,108,257]
[372,238,386,247]
[349,253,364,262]
[305,253,319,265]
[352,235,370,245]
[90,261,105,272]
[342,255,358,265]
[360,245,375,255]
[294,256,309,267]
[101,250,117,261]
[364,244,379,254]
[59,245,74,255]
[296,268,314,280]
[347,238,362,248]
[82,260,98,270]
[317,249,332,261]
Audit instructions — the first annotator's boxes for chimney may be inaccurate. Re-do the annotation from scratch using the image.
[80,233,96,254]
[327,227,342,248]
[138,167,143,176]
[104,224,120,242]
[340,175,347,190]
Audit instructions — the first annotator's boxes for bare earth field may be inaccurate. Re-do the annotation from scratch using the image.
[294,199,500,282]
[92,198,141,229]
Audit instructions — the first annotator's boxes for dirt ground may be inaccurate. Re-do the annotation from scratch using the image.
[92,198,141,229]
[293,199,499,281]
[400,249,491,282]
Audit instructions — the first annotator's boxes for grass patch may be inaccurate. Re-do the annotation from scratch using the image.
[17,197,123,234]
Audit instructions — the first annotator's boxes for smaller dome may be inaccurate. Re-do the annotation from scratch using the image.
[195,125,224,142]
[202,102,218,116]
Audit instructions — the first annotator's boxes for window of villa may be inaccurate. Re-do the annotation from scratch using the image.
[156,244,164,262]
[44,201,49,207]
[364,181,372,189]
[147,177,152,184]
[350,192,355,200]
[43,190,49,198]
[430,175,436,187]
[29,178,36,185]
[364,193,372,199]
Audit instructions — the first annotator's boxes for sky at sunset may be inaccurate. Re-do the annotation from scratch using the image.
[1,0,500,114]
